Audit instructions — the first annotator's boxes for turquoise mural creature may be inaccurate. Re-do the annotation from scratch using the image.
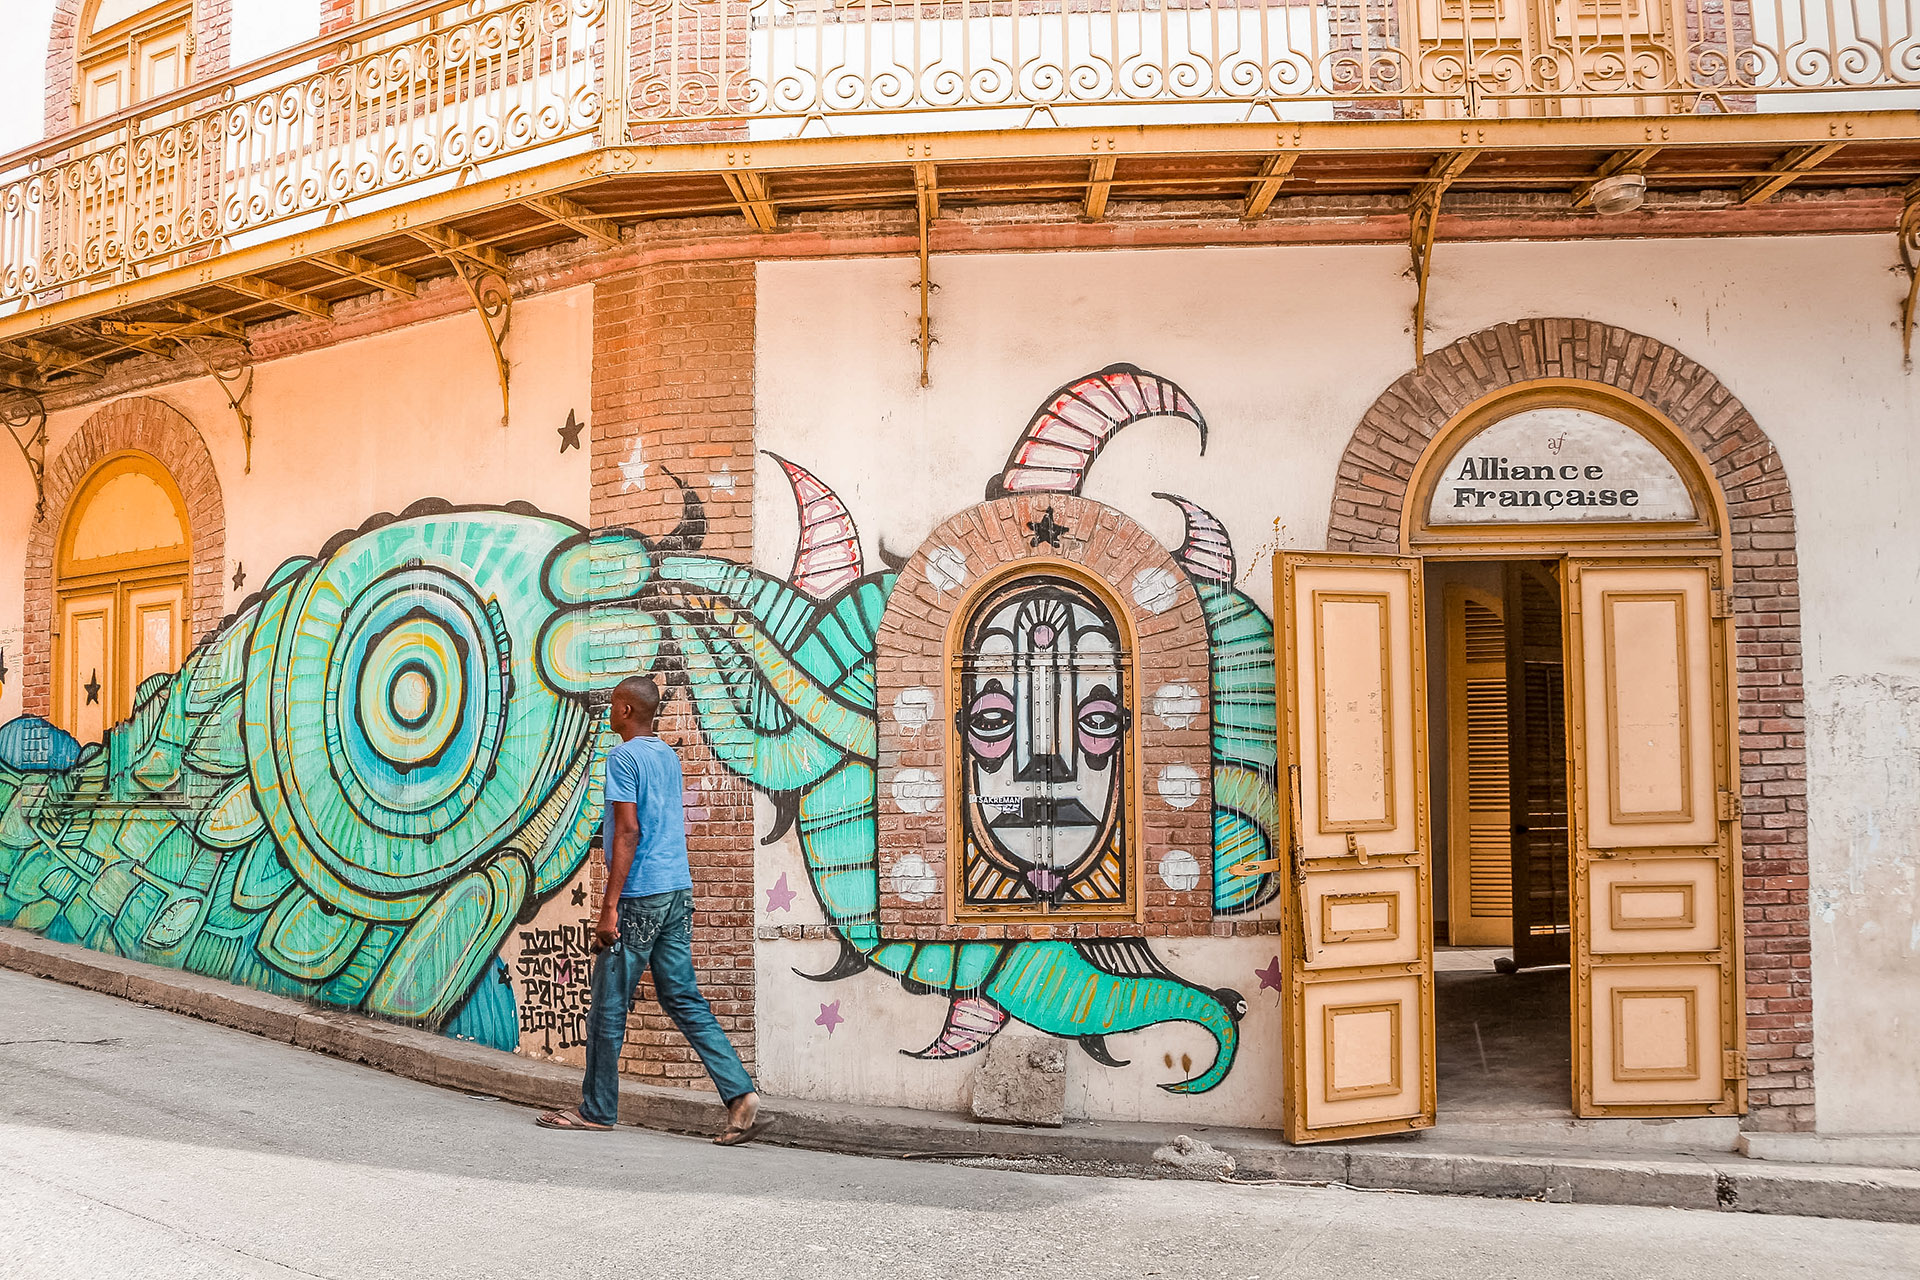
[0,500,643,1046]
[0,365,1279,1093]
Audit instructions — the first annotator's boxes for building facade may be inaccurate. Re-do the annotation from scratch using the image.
[0,0,1916,1143]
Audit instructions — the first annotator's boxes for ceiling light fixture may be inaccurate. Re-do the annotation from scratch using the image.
[1589,173,1647,216]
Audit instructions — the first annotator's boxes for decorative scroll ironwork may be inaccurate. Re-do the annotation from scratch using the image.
[956,572,1132,916]
[182,340,256,473]
[0,0,605,308]
[630,0,1920,132]
[1,389,47,522]
[447,254,515,428]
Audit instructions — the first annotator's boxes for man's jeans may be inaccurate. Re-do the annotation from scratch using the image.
[580,889,755,1125]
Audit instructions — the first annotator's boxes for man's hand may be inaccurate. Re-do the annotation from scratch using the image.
[592,912,620,953]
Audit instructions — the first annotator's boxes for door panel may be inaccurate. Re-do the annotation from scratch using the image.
[125,580,186,711]
[59,591,116,745]
[1567,559,1741,1117]
[1279,553,1433,1142]
[1505,563,1572,969]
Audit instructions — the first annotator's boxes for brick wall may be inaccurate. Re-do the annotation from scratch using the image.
[43,0,232,142]
[1325,317,1814,1131]
[588,259,759,1089]
[22,396,226,719]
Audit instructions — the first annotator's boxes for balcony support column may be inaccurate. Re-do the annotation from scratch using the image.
[181,341,257,474]
[914,163,939,388]
[2,389,47,522]
[1407,150,1478,368]
[1901,183,1920,372]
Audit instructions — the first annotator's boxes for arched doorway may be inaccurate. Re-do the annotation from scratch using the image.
[1287,318,1813,1141]
[53,452,192,742]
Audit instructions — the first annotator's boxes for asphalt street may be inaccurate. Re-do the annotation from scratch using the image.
[2,967,1914,1280]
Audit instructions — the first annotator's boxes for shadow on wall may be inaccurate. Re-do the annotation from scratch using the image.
[0,365,1283,1095]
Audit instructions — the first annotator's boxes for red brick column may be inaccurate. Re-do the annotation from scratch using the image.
[589,259,758,1088]
[21,396,226,719]
[1326,317,1813,1131]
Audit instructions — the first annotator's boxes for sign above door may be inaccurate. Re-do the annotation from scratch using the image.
[1426,407,1697,526]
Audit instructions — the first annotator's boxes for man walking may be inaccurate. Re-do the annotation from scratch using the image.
[537,675,772,1145]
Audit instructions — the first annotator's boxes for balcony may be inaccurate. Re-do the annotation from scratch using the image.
[0,0,1914,392]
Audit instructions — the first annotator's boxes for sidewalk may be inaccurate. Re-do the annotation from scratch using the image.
[4,925,1916,1226]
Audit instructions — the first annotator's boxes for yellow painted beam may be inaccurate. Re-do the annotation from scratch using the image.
[1083,155,1118,222]
[1739,142,1846,205]
[223,274,334,320]
[720,172,779,233]
[525,194,624,248]
[412,226,513,275]
[316,251,419,296]
[1241,153,1299,222]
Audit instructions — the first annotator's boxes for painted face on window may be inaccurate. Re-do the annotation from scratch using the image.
[959,576,1127,908]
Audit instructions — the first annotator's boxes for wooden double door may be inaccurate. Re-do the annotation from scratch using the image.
[55,572,189,745]
[1275,553,1744,1142]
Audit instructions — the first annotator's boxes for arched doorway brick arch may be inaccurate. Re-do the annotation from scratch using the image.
[1328,318,1812,1133]
[23,396,225,720]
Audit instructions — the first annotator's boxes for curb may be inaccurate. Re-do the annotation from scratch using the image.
[5,927,1917,1225]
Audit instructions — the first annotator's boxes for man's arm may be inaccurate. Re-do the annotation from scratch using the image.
[596,795,641,951]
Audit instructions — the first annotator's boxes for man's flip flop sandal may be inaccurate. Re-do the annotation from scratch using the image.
[713,1117,776,1147]
[535,1109,614,1131]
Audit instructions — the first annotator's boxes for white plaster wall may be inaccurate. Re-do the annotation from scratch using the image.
[756,236,1920,1131]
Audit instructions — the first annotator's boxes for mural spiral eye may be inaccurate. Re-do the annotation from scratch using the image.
[326,567,507,836]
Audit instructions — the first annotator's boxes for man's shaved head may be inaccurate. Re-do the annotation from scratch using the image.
[614,675,660,713]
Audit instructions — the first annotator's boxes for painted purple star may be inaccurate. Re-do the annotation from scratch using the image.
[766,871,797,914]
[1255,955,1282,997]
[816,1001,844,1035]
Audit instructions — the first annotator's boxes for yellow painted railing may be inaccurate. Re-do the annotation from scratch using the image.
[2,0,1917,306]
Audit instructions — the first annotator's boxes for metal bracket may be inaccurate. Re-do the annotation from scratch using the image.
[1900,182,1920,372]
[913,162,939,388]
[181,339,255,473]
[1,388,47,522]
[446,252,513,428]
[1407,151,1478,368]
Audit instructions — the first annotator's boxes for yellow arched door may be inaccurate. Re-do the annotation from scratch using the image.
[54,453,192,742]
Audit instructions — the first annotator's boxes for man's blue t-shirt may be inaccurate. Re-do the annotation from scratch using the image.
[603,735,694,898]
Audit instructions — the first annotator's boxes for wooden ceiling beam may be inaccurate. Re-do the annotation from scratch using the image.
[412,226,514,275]
[223,274,335,320]
[525,194,624,248]
[1083,155,1118,221]
[721,171,780,233]
[1241,152,1299,222]
[315,250,419,296]
[1740,142,1846,205]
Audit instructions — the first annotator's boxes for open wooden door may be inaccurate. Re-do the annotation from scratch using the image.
[1566,559,1743,1117]
[1505,562,1571,970]
[1277,553,1434,1142]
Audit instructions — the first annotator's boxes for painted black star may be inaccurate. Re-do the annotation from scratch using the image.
[557,409,584,453]
[84,670,100,705]
[232,561,246,590]
[495,964,513,987]
[1027,505,1068,548]
[569,884,587,907]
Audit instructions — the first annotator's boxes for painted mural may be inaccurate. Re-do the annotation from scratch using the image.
[0,502,618,1048]
[0,364,1279,1096]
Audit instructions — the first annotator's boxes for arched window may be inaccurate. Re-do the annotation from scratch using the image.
[77,1,194,125]
[949,568,1135,920]
[54,452,192,742]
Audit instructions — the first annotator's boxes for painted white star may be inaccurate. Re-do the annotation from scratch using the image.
[619,444,647,491]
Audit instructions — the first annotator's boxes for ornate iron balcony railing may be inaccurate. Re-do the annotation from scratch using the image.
[1,0,1915,308]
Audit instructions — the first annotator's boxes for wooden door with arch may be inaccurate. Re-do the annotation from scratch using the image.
[1566,557,1744,1116]
[1272,552,1435,1142]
